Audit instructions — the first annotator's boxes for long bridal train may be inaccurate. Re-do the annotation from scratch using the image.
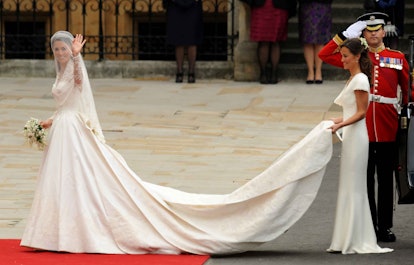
[21,120,334,254]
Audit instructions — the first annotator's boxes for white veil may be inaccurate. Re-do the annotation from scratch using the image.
[50,31,105,143]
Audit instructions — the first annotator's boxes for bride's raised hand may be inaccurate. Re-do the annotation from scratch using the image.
[72,34,86,57]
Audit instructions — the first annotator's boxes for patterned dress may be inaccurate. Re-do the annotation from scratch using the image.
[299,1,332,45]
[250,0,289,42]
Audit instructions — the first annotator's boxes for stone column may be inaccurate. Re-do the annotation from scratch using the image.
[234,3,258,81]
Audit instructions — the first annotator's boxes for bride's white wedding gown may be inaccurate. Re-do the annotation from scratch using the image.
[20,61,335,254]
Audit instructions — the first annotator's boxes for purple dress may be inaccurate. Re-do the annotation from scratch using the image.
[299,1,332,45]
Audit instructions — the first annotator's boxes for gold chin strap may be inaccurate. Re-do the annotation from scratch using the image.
[369,43,385,53]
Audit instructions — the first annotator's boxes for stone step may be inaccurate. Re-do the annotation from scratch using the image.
[278,1,414,80]
[0,1,412,81]
[0,59,350,81]
[280,35,414,65]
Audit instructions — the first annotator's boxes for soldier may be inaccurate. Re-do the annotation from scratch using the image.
[363,0,405,50]
[319,12,410,242]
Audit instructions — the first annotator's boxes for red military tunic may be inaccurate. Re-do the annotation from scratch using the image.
[319,34,410,142]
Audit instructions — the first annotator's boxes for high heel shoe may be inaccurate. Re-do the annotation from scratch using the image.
[188,73,195,83]
[269,68,278,84]
[175,72,183,83]
[259,72,268,84]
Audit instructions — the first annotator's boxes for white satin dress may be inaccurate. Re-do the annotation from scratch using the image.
[327,73,393,254]
[21,68,335,254]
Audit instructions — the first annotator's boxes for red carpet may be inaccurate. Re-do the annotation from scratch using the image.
[0,239,209,265]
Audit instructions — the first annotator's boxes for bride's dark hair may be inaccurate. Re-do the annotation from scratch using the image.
[340,38,372,84]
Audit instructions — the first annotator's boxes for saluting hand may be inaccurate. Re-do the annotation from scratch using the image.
[343,21,367,39]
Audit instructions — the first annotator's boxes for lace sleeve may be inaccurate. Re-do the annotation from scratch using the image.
[73,54,83,90]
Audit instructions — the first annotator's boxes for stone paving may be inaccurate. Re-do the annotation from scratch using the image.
[0,77,342,240]
[1,77,414,265]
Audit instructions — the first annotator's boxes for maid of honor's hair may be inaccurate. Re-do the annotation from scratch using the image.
[340,38,373,85]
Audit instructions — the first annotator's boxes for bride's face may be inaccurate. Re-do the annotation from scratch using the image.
[52,40,71,65]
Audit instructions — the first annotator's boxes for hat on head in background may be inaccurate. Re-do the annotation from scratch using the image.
[357,12,389,31]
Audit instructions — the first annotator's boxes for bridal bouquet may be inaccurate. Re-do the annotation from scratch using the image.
[23,117,47,150]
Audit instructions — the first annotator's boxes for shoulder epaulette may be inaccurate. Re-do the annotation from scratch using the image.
[385,47,404,54]
[333,34,345,45]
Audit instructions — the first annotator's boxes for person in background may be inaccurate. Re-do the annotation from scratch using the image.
[319,12,410,243]
[298,0,333,84]
[164,0,203,83]
[363,0,405,50]
[244,0,297,84]
[326,37,392,254]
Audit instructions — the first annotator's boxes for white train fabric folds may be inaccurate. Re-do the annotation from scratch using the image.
[21,120,334,254]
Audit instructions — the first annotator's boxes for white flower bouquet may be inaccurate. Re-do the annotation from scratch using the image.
[23,117,47,150]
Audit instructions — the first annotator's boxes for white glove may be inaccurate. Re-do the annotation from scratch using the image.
[342,21,367,38]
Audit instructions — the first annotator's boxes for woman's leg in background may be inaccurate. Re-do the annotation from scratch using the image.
[303,43,315,83]
[303,43,324,84]
[269,42,280,84]
[175,45,185,83]
[257,42,270,84]
[187,45,197,83]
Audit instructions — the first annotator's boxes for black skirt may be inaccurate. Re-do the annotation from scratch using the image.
[166,1,204,46]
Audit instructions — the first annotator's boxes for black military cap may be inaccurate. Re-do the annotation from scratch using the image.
[357,12,389,31]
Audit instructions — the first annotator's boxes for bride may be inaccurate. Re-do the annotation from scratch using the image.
[21,31,334,254]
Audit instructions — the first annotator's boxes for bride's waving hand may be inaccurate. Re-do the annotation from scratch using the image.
[72,34,86,57]
[72,34,86,86]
